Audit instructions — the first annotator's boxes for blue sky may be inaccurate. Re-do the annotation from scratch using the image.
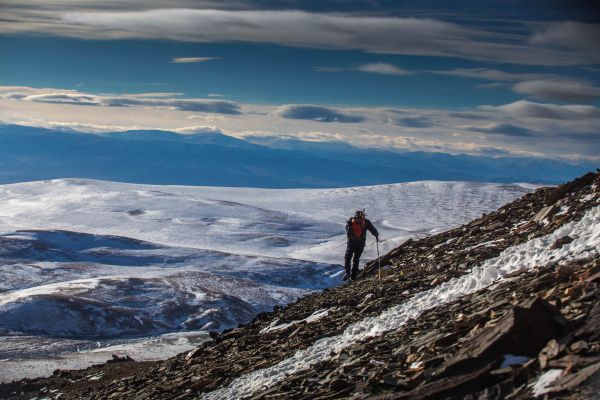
[2,36,536,108]
[1,0,599,161]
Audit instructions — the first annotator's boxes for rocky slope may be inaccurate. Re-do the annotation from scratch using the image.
[1,171,599,400]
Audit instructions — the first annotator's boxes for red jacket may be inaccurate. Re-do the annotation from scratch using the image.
[346,217,378,244]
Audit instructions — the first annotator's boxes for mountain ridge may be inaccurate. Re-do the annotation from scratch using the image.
[0,124,592,187]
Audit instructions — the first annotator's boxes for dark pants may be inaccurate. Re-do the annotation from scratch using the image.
[345,241,365,278]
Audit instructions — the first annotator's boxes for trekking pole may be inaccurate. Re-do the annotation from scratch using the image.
[377,239,381,281]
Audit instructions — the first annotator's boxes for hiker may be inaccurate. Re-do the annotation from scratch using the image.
[344,210,379,281]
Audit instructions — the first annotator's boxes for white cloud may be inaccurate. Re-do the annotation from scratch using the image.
[512,79,600,103]
[23,93,99,106]
[1,9,579,65]
[63,9,588,65]
[356,63,411,75]
[296,131,345,142]
[0,119,145,134]
[483,100,600,120]
[0,89,242,114]
[171,125,224,134]
[0,3,597,66]
[171,57,220,63]
[432,68,600,103]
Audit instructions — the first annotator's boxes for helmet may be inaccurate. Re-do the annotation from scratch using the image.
[354,210,365,219]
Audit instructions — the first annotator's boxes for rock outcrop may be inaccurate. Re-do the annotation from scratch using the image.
[1,171,599,400]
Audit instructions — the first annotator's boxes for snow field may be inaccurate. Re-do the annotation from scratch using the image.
[201,205,600,400]
[0,179,533,264]
[0,331,210,382]
[0,178,533,381]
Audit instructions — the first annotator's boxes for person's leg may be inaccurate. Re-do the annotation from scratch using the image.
[351,244,365,279]
[343,242,353,280]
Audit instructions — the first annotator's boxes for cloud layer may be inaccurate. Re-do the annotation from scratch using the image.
[1,4,597,66]
[512,80,600,103]
[1,86,599,161]
[432,68,600,104]
[1,89,242,114]
[60,10,598,65]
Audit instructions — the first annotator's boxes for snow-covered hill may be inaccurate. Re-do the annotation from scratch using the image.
[0,179,533,381]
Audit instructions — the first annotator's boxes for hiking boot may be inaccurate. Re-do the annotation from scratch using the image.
[343,273,351,281]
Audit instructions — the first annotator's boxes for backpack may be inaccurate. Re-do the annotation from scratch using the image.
[350,218,365,238]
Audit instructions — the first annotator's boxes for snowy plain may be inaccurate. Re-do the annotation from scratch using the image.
[0,178,534,381]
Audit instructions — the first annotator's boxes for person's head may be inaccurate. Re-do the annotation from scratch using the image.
[354,210,365,220]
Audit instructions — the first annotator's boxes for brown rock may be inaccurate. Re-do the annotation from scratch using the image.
[546,361,600,394]
[328,378,353,391]
[539,339,561,369]
[437,297,568,378]
[551,235,574,250]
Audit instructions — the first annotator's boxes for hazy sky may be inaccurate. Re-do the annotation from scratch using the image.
[1,0,599,161]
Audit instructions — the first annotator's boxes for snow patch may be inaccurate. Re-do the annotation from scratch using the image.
[465,238,505,251]
[580,192,595,203]
[261,309,334,333]
[556,205,570,216]
[531,369,563,396]
[433,237,456,249]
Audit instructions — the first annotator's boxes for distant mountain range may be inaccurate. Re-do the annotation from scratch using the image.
[0,124,593,187]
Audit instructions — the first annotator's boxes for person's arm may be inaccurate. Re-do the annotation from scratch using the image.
[345,220,352,240]
[366,219,379,240]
